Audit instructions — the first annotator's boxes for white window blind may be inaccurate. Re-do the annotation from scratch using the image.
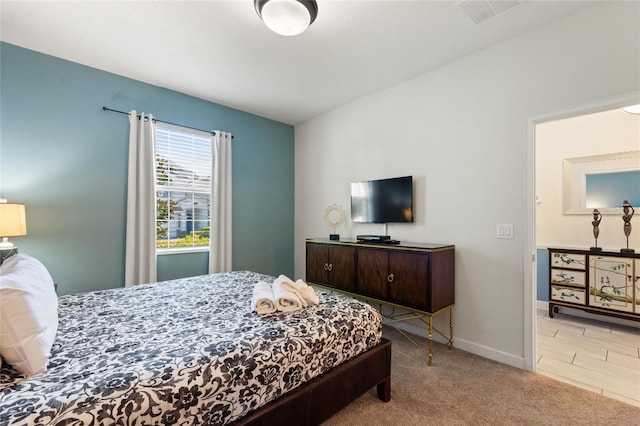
[155,123,212,250]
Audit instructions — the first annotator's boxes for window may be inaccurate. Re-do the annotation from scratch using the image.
[155,124,212,251]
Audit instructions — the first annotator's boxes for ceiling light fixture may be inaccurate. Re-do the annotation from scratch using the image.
[621,104,640,115]
[254,0,318,36]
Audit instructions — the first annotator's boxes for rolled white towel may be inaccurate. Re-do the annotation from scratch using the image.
[272,277,304,312]
[274,275,308,308]
[252,281,276,314]
[294,279,320,306]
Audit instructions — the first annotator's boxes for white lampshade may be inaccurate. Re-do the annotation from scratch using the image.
[0,201,27,249]
[255,0,318,36]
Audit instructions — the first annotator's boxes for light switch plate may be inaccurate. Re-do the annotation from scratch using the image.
[497,224,514,239]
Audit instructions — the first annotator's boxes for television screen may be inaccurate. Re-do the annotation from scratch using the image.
[351,176,414,223]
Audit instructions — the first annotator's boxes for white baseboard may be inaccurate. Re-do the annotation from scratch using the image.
[389,321,526,369]
[536,300,548,311]
[453,337,526,369]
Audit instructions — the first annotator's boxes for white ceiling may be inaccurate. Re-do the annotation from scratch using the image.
[1,0,596,125]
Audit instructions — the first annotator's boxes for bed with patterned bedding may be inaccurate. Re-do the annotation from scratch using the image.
[0,271,388,425]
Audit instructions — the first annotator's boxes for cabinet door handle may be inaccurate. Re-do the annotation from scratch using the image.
[387,274,394,283]
[327,263,333,272]
[323,263,329,271]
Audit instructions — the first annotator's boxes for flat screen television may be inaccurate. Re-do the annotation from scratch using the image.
[350,176,414,223]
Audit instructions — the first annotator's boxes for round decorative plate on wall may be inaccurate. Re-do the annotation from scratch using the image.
[323,204,345,240]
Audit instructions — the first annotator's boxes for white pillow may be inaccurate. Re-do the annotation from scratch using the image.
[0,254,58,375]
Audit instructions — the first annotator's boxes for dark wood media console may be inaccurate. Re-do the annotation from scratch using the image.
[306,238,455,365]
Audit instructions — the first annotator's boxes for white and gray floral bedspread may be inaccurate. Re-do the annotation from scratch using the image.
[0,271,382,425]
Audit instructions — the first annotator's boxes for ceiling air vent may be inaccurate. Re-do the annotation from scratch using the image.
[458,0,520,24]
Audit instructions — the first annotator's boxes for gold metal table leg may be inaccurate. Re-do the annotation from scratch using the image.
[428,314,433,366]
[449,305,454,350]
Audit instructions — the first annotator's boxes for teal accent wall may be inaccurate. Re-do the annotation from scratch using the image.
[0,42,294,295]
[537,248,549,301]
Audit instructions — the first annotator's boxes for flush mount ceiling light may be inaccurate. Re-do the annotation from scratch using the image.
[254,0,318,36]
[621,104,640,115]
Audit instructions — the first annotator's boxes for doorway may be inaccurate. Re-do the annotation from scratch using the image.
[527,92,640,407]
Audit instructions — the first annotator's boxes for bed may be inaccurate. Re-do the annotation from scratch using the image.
[0,269,391,425]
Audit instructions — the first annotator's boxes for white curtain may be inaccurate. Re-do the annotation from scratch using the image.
[209,131,232,273]
[125,110,157,286]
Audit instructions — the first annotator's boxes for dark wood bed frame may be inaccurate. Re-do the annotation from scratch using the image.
[234,338,392,425]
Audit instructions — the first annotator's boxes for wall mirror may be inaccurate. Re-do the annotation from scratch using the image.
[563,150,640,215]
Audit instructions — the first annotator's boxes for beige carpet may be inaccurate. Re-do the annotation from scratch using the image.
[324,326,640,425]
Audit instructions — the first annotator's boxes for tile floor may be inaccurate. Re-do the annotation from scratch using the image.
[536,307,640,407]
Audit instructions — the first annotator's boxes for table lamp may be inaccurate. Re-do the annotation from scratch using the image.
[0,198,27,265]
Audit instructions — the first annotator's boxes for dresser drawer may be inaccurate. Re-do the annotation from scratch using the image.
[550,252,586,270]
[550,268,585,288]
[550,285,586,305]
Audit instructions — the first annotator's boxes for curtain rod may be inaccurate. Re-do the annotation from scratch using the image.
[102,106,232,138]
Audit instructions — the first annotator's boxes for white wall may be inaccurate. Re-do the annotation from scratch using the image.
[294,2,640,368]
[536,109,640,250]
